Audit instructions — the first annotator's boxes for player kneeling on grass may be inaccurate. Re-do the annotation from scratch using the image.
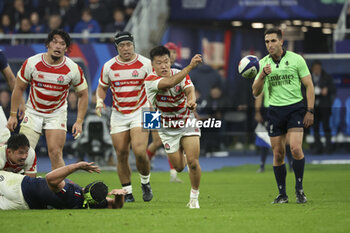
[0,161,126,210]
[144,46,202,208]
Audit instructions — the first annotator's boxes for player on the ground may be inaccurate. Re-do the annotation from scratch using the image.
[144,46,202,208]
[252,28,314,204]
[0,50,25,144]
[0,134,36,177]
[146,42,183,183]
[96,31,153,202]
[0,161,126,210]
[6,29,89,170]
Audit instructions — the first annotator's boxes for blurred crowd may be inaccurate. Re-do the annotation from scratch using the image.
[0,0,137,44]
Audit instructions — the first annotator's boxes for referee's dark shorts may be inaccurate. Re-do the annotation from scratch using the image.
[267,101,306,137]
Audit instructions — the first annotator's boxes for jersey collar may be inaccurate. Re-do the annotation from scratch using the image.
[269,49,286,67]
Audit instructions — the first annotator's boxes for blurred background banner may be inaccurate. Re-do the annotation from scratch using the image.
[170,0,344,20]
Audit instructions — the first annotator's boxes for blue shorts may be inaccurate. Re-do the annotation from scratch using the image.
[267,101,306,137]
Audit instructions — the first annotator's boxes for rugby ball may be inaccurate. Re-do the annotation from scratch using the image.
[238,55,260,78]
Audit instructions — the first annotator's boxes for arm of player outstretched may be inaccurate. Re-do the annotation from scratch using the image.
[157,54,202,90]
[46,162,101,193]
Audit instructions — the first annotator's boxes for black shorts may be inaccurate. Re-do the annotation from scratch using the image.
[267,101,306,137]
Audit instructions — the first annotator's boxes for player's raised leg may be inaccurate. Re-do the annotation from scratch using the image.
[45,129,66,170]
[181,136,201,208]
[130,127,153,202]
[270,134,288,204]
[111,131,134,202]
[289,128,307,203]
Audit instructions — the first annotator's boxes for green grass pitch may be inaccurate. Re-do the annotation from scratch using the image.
[1,164,349,233]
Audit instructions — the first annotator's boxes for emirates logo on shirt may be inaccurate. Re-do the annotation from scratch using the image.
[132,70,139,77]
[57,76,64,84]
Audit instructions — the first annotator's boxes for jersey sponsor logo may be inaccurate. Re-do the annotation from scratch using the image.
[161,96,167,101]
[143,110,161,129]
[57,76,64,84]
[113,80,140,86]
[114,73,120,77]
[36,82,65,91]
[38,74,44,79]
[132,70,139,77]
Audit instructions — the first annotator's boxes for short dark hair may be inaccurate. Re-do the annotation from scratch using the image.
[7,134,30,150]
[83,181,108,209]
[264,28,283,39]
[45,29,72,49]
[150,46,170,61]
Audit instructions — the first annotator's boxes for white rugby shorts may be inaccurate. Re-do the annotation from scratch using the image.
[20,108,67,133]
[158,126,201,154]
[0,171,29,210]
[110,105,149,134]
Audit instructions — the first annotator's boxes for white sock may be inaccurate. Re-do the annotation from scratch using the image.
[140,173,151,184]
[190,188,199,199]
[170,169,177,178]
[122,185,132,194]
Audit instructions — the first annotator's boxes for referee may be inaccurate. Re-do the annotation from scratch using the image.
[252,28,315,204]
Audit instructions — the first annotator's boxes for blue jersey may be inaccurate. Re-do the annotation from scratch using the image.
[21,176,84,209]
[0,50,9,70]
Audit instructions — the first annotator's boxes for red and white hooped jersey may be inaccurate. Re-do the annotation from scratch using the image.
[0,145,37,175]
[144,69,194,127]
[18,53,87,114]
[99,54,152,114]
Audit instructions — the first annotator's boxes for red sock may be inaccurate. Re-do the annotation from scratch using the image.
[146,149,155,160]
[168,158,174,169]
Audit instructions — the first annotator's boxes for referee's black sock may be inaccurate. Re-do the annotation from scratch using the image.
[293,157,305,191]
[273,164,287,195]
